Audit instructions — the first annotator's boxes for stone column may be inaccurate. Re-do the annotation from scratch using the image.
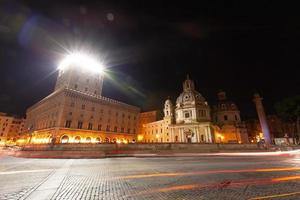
[192,127,197,143]
[207,126,212,143]
[204,127,208,143]
[195,127,199,143]
[253,93,272,144]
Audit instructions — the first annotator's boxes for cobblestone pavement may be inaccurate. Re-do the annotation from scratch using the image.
[1,155,300,199]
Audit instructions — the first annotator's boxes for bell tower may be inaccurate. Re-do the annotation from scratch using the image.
[164,98,174,124]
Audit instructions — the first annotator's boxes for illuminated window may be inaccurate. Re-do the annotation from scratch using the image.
[86,137,91,143]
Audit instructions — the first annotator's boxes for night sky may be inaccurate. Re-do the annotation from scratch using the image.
[0,0,299,119]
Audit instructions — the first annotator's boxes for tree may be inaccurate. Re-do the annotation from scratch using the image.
[275,96,300,144]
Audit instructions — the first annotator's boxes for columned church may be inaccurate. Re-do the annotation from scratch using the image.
[142,76,214,143]
[141,76,248,143]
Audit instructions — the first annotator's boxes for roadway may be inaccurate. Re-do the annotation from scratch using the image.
[1,152,300,199]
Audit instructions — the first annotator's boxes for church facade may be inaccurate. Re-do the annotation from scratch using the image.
[142,77,214,143]
[141,77,249,144]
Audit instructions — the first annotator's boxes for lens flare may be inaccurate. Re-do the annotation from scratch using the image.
[58,52,104,74]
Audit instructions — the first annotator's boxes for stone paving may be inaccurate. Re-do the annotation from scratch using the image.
[1,155,300,199]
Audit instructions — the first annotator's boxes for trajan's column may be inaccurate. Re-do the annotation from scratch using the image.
[253,93,272,144]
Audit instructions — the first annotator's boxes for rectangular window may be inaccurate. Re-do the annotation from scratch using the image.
[114,126,117,132]
[65,120,71,128]
[121,127,124,132]
[82,105,85,109]
[78,121,83,129]
[127,128,130,134]
[98,124,102,131]
[106,125,110,131]
[88,123,93,130]
[185,112,190,118]
[224,115,228,121]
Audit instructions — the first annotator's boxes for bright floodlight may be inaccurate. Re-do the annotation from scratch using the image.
[58,52,104,74]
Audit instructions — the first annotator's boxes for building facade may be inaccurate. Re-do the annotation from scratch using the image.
[24,59,140,144]
[0,112,25,145]
[142,76,215,143]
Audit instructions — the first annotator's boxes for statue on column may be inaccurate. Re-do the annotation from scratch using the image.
[253,93,272,145]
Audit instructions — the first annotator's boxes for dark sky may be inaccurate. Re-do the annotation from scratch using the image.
[0,0,299,119]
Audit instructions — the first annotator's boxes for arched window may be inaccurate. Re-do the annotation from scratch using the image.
[86,137,91,143]
[74,136,81,143]
[96,137,101,143]
[61,135,69,143]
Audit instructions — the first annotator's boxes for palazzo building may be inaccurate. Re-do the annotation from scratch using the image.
[0,112,25,145]
[142,76,214,143]
[24,55,140,144]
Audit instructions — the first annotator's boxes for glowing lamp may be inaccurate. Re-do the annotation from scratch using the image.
[58,52,104,74]
[137,135,144,141]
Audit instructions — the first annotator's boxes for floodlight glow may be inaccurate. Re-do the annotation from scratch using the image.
[58,52,104,74]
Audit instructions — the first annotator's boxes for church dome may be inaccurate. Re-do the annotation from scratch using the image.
[176,76,207,107]
[176,90,206,105]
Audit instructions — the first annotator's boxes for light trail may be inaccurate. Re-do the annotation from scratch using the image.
[248,191,300,199]
[133,174,300,197]
[119,167,300,180]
